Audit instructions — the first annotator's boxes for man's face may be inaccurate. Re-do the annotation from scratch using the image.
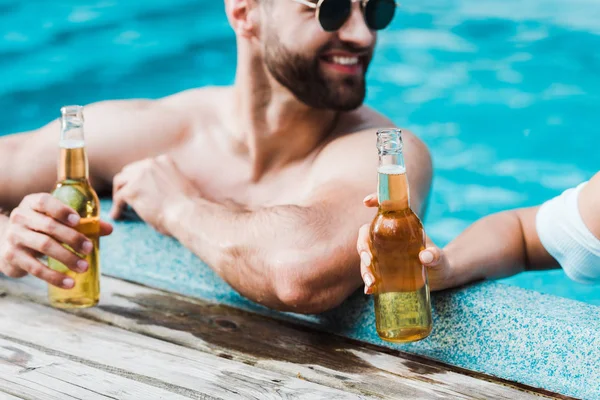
[261,1,376,111]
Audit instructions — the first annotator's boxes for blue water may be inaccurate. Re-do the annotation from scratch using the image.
[1,0,598,304]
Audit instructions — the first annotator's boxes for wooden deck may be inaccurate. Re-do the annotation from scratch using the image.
[0,276,574,400]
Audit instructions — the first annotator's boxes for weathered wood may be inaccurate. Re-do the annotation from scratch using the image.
[0,379,71,400]
[0,276,569,400]
[0,296,365,400]
[0,338,194,400]
[0,388,28,400]
[0,376,94,400]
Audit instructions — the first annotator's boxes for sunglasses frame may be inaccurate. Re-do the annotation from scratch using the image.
[292,0,400,32]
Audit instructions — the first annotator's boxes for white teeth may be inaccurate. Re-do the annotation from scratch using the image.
[331,56,359,66]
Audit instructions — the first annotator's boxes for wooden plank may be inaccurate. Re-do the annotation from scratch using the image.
[0,277,569,400]
[0,377,89,400]
[0,294,364,400]
[0,338,194,400]
[0,389,27,400]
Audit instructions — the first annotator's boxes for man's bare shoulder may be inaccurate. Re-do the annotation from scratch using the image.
[84,98,162,120]
[79,95,206,183]
[84,87,229,151]
[158,86,231,115]
[83,86,229,128]
[313,129,421,175]
[83,89,230,146]
[311,109,433,210]
[83,97,187,136]
[318,106,429,169]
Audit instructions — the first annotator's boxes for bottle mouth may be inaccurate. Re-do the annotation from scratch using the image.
[61,105,84,124]
[377,128,403,155]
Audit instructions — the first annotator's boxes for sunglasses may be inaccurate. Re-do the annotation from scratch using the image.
[292,0,399,32]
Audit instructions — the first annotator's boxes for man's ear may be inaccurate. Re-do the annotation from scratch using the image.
[225,0,261,38]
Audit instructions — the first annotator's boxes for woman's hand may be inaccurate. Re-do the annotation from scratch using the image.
[356,193,456,294]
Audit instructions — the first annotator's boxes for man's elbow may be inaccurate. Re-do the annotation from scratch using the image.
[274,281,344,314]
[215,247,345,314]
[272,261,352,314]
[273,263,356,314]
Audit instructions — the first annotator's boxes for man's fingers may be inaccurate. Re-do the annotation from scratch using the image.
[13,228,87,273]
[99,221,113,236]
[0,262,28,278]
[112,172,127,195]
[111,172,135,220]
[155,154,174,166]
[110,197,128,220]
[18,209,92,256]
[363,193,378,208]
[23,193,79,227]
[420,247,443,266]
[10,249,73,289]
[110,188,129,220]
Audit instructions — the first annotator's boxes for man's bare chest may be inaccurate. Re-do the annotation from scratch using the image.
[169,138,312,210]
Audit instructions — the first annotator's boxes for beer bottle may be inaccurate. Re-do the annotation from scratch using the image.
[48,106,101,308]
[369,128,432,342]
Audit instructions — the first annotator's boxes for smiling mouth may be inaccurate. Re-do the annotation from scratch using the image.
[325,55,360,65]
[320,54,365,74]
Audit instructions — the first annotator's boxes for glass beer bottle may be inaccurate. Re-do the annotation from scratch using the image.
[47,105,101,309]
[369,129,432,343]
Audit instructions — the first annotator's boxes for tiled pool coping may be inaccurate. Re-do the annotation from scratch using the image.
[100,202,599,399]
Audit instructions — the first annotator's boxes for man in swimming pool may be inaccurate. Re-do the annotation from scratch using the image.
[0,0,432,313]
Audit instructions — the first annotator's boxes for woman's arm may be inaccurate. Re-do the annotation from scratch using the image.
[358,173,600,292]
[442,206,558,288]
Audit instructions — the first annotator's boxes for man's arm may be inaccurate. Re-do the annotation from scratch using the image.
[0,99,184,210]
[163,129,432,314]
[0,123,61,209]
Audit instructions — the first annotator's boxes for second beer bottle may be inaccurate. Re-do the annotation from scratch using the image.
[47,105,101,309]
[369,128,432,343]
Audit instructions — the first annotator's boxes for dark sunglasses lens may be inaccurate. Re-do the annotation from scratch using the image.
[319,0,352,32]
[365,0,396,30]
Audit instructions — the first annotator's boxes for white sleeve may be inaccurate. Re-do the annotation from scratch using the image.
[536,181,600,284]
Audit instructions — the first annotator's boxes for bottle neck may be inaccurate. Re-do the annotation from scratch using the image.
[58,106,88,181]
[378,154,410,211]
[58,143,89,181]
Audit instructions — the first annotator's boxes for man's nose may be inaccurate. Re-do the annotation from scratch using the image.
[336,3,375,48]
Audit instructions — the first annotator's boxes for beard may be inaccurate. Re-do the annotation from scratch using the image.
[263,31,372,111]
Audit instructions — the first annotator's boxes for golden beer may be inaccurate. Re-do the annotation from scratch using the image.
[47,106,100,309]
[369,129,432,343]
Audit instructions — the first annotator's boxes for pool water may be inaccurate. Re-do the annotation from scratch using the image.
[1,0,598,304]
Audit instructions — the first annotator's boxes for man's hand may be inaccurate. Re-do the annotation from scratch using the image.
[0,193,113,288]
[356,193,455,294]
[110,155,196,235]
